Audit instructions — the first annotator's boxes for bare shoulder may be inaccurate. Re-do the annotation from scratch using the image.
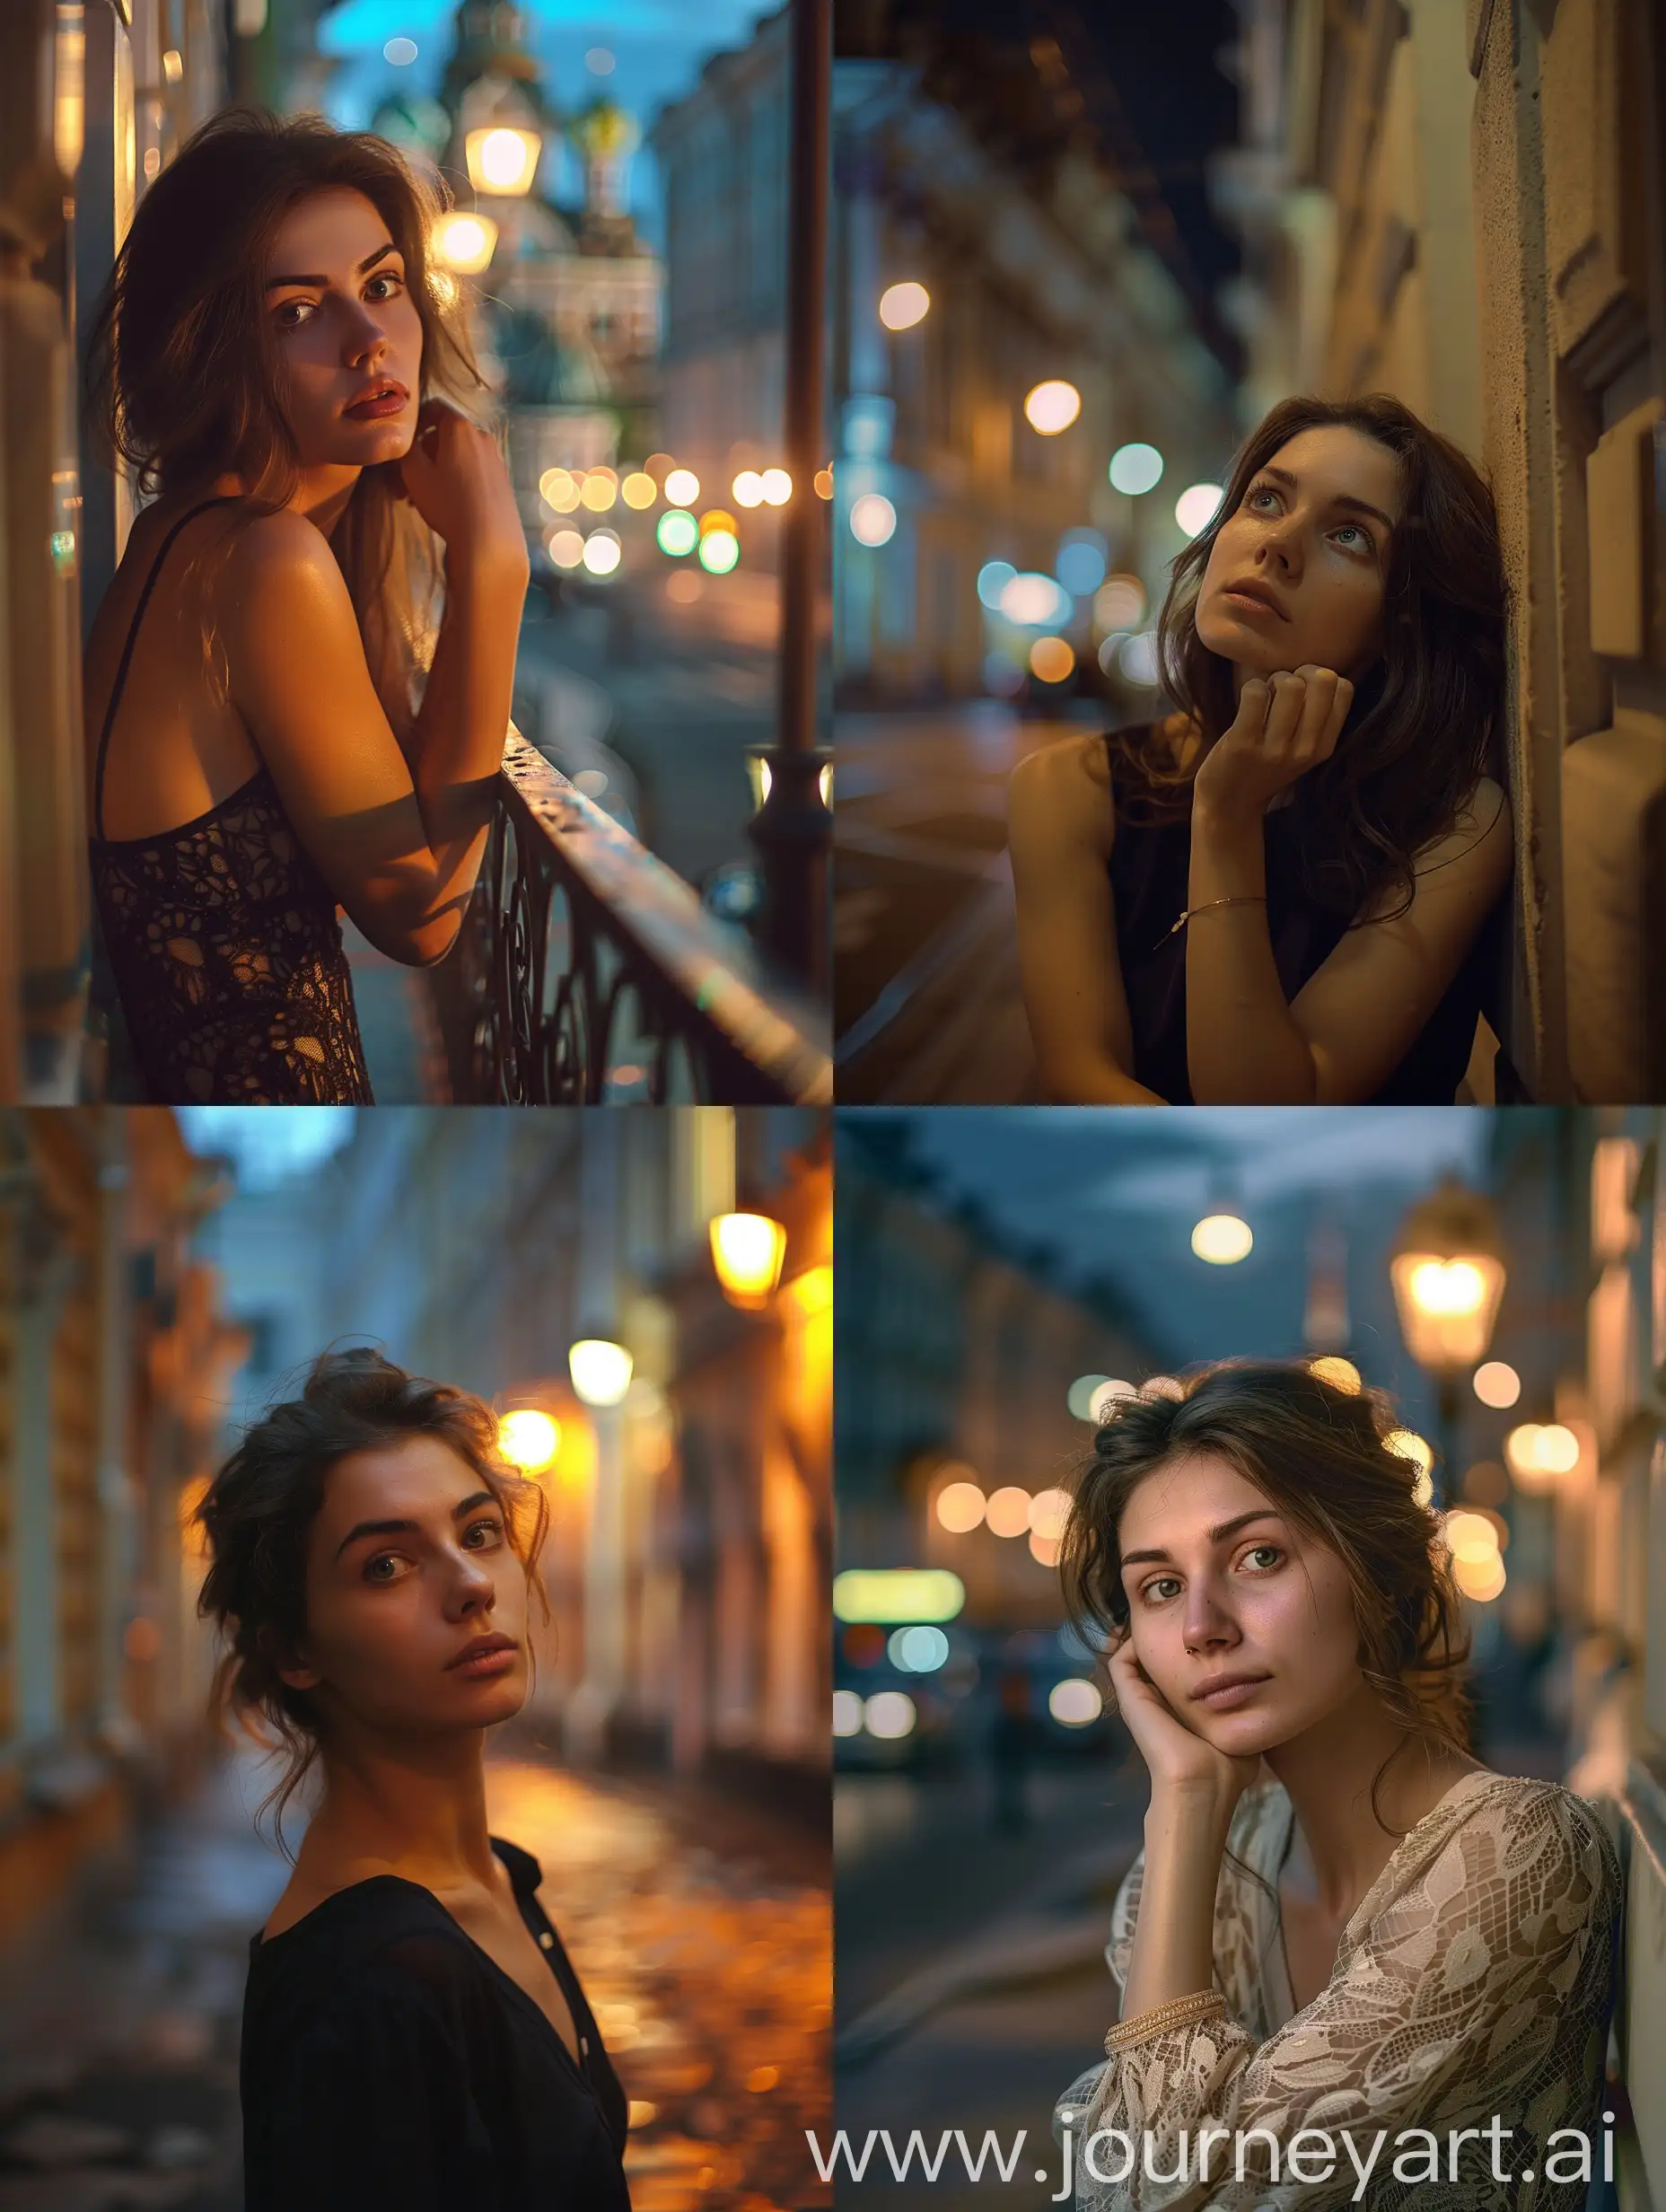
[220,505,342,597]
[1008,730,1117,854]
[1407,773,1513,896]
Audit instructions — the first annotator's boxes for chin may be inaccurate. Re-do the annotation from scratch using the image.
[1195,607,1288,671]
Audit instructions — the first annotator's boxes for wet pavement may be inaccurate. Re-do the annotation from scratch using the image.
[0,1737,830,2211]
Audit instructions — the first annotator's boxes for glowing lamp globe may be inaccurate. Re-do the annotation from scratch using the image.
[497,1409,559,1474]
[465,125,542,197]
[709,1211,787,1309]
[433,211,497,275]
[568,1338,633,1408]
[1389,1179,1507,1372]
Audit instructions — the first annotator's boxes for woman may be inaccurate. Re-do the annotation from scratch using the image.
[83,109,530,1102]
[195,1348,629,2209]
[1052,1362,1620,2211]
[1009,397,1513,1105]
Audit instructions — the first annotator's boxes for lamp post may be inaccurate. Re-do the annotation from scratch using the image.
[1389,1178,1508,1508]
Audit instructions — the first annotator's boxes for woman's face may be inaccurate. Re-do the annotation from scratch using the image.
[1117,1450,1363,1758]
[264,186,424,471]
[1195,425,1402,681]
[275,1435,530,1740]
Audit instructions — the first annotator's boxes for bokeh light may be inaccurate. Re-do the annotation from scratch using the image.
[1191,1213,1253,1264]
[1057,531,1108,596]
[1029,1488,1071,1540]
[1095,575,1146,629]
[1452,1551,1506,1602]
[889,1626,950,1673]
[732,470,764,507]
[759,468,792,505]
[977,560,1018,610]
[697,528,740,574]
[1118,632,1162,687]
[1029,636,1074,683]
[539,467,580,514]
[621,471,657,509]
[1066,1375,1110,1421]
[432,210,496,275]
[864,1690,917,1740]
[1176,482,1225,537]
[582,531,621,576]
[663,468,700,505]
[1473,1360,1521,1409]
[1309,1356,1363,1393]
[1109,442,1164,495]
[998,573,1069,627]
[547,529,584,568]
[1089,1380,1137,1420]
[813,467,835,499]
[383,36,417,65]
[1385,1429,1434,1476]
[581,470,618,513]
[879,281,931,330]
[1023,380,1082,434]
[656,510,697,557]
[935,1479,986,1532]
[849,493,898,547]
[1049,1678,1103,1727]
[832,1690,863,1737]
[984,1486,1032,1540]
[497,1409,558,1473]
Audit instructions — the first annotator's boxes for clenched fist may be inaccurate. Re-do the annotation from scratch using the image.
[1191,664,1354,820]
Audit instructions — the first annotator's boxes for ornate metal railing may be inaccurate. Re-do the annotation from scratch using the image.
[430,730,832,1104]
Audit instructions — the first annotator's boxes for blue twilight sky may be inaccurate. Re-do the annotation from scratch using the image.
[177,1106,359,1191]
[313,0,776,243]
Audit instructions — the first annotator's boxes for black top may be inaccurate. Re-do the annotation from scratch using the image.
[88,496,373,1104]
[240,1834,631,2210]
[1105,727,1499,1105]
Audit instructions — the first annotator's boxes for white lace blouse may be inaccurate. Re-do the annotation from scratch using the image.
[1054,1769,1622,2209]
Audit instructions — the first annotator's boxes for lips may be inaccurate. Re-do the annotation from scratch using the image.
[1190,1672,1272,1703]
[446,1633,516,1669]
[344,378,408,419]
[1219,578,1288,620]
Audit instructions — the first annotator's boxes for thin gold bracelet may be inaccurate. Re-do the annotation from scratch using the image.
[1157,894,1267,946]
[1104,1988,1228,2054]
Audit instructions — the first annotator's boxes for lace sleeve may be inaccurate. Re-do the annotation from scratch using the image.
[1058,1786,1619,2211]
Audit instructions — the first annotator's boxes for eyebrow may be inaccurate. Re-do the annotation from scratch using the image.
[1256,464,1396,535]
[266,241,400,292]
[1119,1509,1285,1570]
[335,1489,498,1560]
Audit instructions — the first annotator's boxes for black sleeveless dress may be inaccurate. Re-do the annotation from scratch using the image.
[88,496,373,1103]
[1106,726,1499,1105]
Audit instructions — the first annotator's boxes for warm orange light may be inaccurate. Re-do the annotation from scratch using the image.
[465,124,541,196]
[813,467,834,499]
[1028,636,1075,683]
[498,1408,560,1473]
[710,1212,787,1307]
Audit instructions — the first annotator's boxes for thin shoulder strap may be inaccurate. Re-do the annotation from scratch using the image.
[92,495,244,840]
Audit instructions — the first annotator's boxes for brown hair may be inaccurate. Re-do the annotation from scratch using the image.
[1112,393,1507,924]
[192,1347,551,1863]
[1058,1357,1473,1840]
[83,107,494,722]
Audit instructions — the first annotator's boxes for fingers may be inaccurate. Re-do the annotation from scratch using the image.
[1252,667,1354,761]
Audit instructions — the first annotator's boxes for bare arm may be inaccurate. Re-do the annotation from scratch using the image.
[1007,734,1167,1104]
[222,411,530,967]
[1185,671,1513,1102]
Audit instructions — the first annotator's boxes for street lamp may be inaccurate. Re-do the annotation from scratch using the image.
[1390,1177,1507,1505]
[464,124,543,196]
[433,209,497,275]
[497,1408,559,1473]
[709,1211,786,1310]
[567,1339,633,1408]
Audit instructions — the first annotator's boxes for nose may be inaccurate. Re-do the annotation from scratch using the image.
[1258,506,1303,576]
[341,294,390,364]
[1182,1579,1240,1653]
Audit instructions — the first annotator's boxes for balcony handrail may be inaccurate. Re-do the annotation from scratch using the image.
[435,728,832,1105]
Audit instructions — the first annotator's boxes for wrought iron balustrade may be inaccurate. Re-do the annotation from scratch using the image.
[431,730,832,1105]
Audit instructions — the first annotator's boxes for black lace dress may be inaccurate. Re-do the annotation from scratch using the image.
[88,496,373,1102]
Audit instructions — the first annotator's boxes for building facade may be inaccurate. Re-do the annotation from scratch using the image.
[1218,0,1666,1109]
[0,1108,241,1954]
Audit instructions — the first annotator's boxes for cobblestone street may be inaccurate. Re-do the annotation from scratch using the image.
[0,1736,829,2211]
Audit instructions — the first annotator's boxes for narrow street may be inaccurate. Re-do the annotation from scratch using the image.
[834,707,1100,1104]
[0,1736,829,2211]
[834,1760,1144,2212]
